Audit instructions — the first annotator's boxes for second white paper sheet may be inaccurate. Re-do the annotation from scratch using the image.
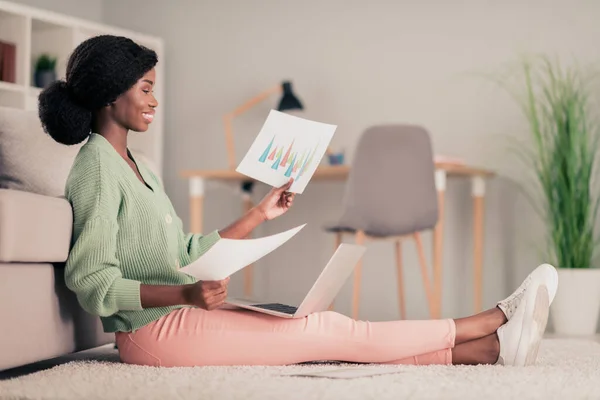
[179,224,305,281]
[282,367,403,379]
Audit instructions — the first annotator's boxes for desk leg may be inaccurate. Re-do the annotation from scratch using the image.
[189,178,205,234]
[242,181,255,297]
[433,170,446,319]
[472,176,486,314]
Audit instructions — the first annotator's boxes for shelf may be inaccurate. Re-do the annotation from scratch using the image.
[73,27,105,45]
[0,88,24,108]
[32,17,66,32]
[0,81,25,93]
[0,0,164,177]
[25,88,38,111]
[0,9,28,86]
[31,18,74,82]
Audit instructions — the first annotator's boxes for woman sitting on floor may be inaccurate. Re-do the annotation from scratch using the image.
[38,34,558,368]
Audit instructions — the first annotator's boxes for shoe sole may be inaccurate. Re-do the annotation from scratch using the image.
[514,285,550,366]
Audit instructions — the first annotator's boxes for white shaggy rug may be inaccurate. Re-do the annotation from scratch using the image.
[1,338,599,400]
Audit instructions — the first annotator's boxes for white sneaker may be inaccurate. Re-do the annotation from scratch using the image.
[497,264,558,320]
[496,280,552,366]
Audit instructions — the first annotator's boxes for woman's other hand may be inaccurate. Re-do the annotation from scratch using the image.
[183,277,230,310]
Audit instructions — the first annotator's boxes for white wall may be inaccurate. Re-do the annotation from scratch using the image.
[8,0,103,22]
[101,0,600,323]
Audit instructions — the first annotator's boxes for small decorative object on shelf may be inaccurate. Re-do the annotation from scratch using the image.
[327,150,345,165]
[33,53,57,88]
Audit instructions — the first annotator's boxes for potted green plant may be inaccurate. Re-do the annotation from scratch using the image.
[34,53,57,89]
[496,55,600,336]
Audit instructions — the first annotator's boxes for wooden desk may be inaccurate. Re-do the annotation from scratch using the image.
[180,163,495,318]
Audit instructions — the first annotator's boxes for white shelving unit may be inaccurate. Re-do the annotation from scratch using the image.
[0,0,165,177]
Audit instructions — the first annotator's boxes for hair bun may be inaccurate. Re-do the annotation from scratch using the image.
[38,80,92,145]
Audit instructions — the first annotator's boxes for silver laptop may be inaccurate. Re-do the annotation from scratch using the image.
[225,244,366,318]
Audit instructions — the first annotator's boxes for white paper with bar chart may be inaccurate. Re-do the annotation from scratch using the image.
[236,110,336,194]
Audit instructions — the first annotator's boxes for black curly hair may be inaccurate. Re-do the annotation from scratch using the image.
[38,35,158,145]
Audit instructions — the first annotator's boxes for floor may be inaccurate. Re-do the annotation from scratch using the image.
[1,337,600,399]
[0,335,599,399]
[2,334,596,381]
[0,344,119,380]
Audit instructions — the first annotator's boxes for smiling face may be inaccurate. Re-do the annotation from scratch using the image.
[110,68,158,132]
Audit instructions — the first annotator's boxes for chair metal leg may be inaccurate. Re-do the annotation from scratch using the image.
[352,230,366,320]
[395,240,406,319]
[328,232,343,311]
[414,232,435,318]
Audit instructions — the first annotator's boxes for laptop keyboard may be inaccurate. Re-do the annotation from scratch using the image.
[253,303,298,314]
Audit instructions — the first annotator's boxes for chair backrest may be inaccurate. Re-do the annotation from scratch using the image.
[336,125,438,237]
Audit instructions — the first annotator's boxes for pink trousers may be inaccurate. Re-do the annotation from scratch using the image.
[115,308,456,367]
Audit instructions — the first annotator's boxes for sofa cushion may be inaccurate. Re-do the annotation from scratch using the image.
[0,106,85,198]
[0,189,72,262]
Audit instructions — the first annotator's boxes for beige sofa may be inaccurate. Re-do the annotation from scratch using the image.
[0,107,114,371]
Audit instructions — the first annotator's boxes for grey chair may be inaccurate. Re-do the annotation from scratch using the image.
[326,125,439,320]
